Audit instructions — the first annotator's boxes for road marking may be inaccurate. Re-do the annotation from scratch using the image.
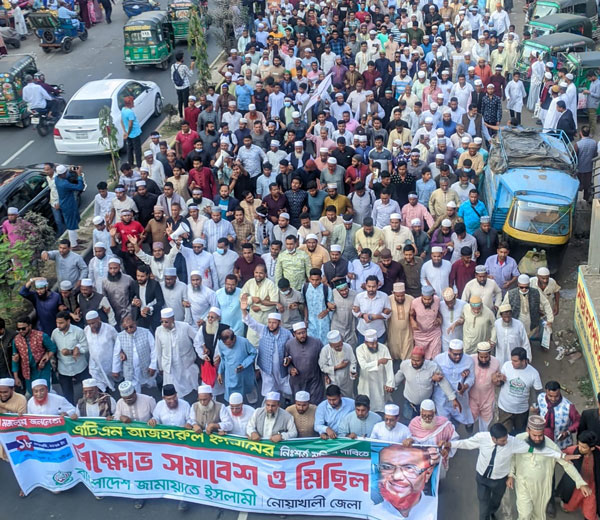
[103,73,112,79]
[237,512,248,520]
[2,140,35,166]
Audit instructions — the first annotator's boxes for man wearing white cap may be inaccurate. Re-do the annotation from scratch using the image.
[112,315,157,393]
[356,329,395,413]
[114,380,156,424]
[246,391,298,441]
[318,330,357,398]
[187,270,218,329]
[193,307,228,395]
[155,308,198,397]
[371,403,412,442]
[420,245,452,297]
[27,379,76,416]
[77,277,116,326]
[102,258,136,324]
[285,390,317,438]
[132,237,179,284]
[0,377,26,454]
[530,267,561,317]
[462,265,502,313]
[160,267,191,323]
[173,237,219,289]
[188,384,227,433]
[241,296,293,398]
[469,341,501,433]
[433,339,475,426]
[409,285,442,359]
[501,274,554,338]
[87,241,111,295]
[494,303,531,366]
[219,392,255,436]
[84,310,117,392]
[382,213,415,263]
[386,282,415,363]
[76,378,116,418]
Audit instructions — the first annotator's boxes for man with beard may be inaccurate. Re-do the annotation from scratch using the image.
[0,377,27,451]
[399,245,424,298]
[78,278,116,326]
[132,237,178,284]
[285,391,317,438]
[371,403,412,443]
[429,219,454,260]
[145,206,169,252]
[283,321,325,405]
[494,303,531,366]
[463,265,502,313]
[508,415,590,520]
[148,384,191,511]
[247,391,298,441]
[241,296,292,399]
[410,285,442,360]
[102,258,136,325]
[131,265,164,331]
[132,181,158,227]
[242,263,279,345]
[214,238,239,287]
[160,268,190,322]
[331,213,361,261]
[155,308,198,398]
[217,328,257,402]
[175,237,219,289]
[11,316,56,393]
[188,384,227,433]
[18,277,60,336]
[338,394,380,439]
[88,242,111,294]
[187,271,218,328]
[216,275,243,335]
[408,399,459,477]
[27,378,76,415]
[440,287,466,352]
[354,217,385,260]
[322,244,349,288]
[318,330,357,398]
[420,246,451,297]
[276,235,312,292]
[434,339,475,427]
[114,380,156,423]
[234,243,266,285]
[349,248,384,292]
[299,234,330,271]
[330,281,358,346]
[377,248,406,296]
[372,444,440,518]
[193,307,229,394]
[460,296,496,355]
[76,378,116,418]
[261,240,281,282]
[449,246,476,298]
[112,315,157,393]
[84,311,117,392]
[352,275,391,345]
[469,341,501,433]
[473,216,498,265]
[501,274,554,339]
[219,392,255,436]
[356,329,395,414]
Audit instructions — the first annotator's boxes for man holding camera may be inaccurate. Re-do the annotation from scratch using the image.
[171,52,196,119]
[54,164,85,248]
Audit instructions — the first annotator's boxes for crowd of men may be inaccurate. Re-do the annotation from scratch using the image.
[2,0,600,517]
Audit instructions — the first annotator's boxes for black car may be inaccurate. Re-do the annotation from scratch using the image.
[0,165,55,227]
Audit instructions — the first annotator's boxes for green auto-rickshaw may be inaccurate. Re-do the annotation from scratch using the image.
[525,13,594,39]
[0,54,38,127]
[528,0,600,39]
[168,0,197,42]
[123,11,175,70]
[563,51,600,114]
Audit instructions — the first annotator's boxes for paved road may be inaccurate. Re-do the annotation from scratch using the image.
[0,2,220,208]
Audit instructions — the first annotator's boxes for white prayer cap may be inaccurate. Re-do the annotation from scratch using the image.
[518,274,530,284]
[359,135,368,142]
[499,303,512,313]
[306,233,318,241]
[319,147,329,153]
[390,213,402,220]
[545,71,553,79]
[266,391,281,401]
[474,137,483,144]
[424,116,433,124]
[143,149,153,157]
[119,380,135,396]
[271,140,280,147]
[192,238,205,246]
[327,330,341,343]
[417,71,426,78]
[327,157,337,165]
[462,136,471,144]
[448,339,464,351]
[430,102,439,110]
[364,329,378,342]
[92,216,104,225]
[208,306,221,317]
[436,128,445,136]
[81,278,93,287]
[160,308,175,319]
[422,286,435,296]
[431,246,444,253]
[441,219,452,228]
[292,111,301,118]
[135,180,146,187]
[0,378,15,387]
[228,100,237,106]
[566,73,574,80]
[559,81,568,88]
[393,282,405,293]
[279,212,290,220]
[475,265,487,274]
[85,310,99,321]
[447,201,457,208]
[546,61,554,68]
[326,183,337,191]
[59,280,73,291]
[190,270,202,277]
[330,245,342,252]
[56,164,68,175]
[108,257,121,265]
[477,341,492,352]
[292,321,307,332]
[34,279,48,288]
[229,392,243,405]
[198,384,213,394]
[411,218,421,226]
[295,391,310,402]
[420,399,435,411]
[537,267,550,276]
[436,153,445,160]
[268,312,282,321]
[31,379,48,388]
[82,378,99,389]
[384,404,400,416]
[7,206,20,215]
[249,104,256,110]
[474,79,482,86]
[165,267,177,276]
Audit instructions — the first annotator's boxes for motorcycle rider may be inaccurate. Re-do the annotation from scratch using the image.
[34,72,65,113]
[23,74,57,117]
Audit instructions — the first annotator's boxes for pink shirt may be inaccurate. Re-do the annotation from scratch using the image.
[1,220,25,246]
[469,354,500,421]
[401,202,434,228]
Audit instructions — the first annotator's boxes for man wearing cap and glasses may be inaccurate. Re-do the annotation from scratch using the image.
[27,378,76,416]
[219,392,255,436]
[83,309,117,392]
[114,380,156,424]
[247,391,298,441]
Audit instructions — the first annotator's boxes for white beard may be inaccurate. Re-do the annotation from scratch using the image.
[420,418,436,430]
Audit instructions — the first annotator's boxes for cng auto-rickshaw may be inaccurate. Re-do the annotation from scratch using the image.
[123,11,175,70]
[28,10,88,53]
[168,0,196,42]
[525,13,594,40]
[528,0,600,39]
[0,54,38,127]
[562,51,600,116]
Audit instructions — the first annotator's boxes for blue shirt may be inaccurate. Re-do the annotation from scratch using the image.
[307,190,328,220]
[235,84,254,111]
[484,254,520,295]
[216,287,244,336]
[457,200,488,234]
[121,107,141,138]
[314,397,356,434]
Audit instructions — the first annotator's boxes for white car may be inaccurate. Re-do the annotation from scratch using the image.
[53,79,163,155]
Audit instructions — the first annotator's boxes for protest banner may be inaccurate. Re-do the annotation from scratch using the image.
[0,415,439,519]
[301,73,333,117]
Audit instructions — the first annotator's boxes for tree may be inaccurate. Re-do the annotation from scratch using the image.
[211,0,246,54]
[188,6,211,92]
[98,105,120,184]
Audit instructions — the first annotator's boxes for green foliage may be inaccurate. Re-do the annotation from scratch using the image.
[0,212,54,324]
[188,6,211,92]
[98,105,120,184]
